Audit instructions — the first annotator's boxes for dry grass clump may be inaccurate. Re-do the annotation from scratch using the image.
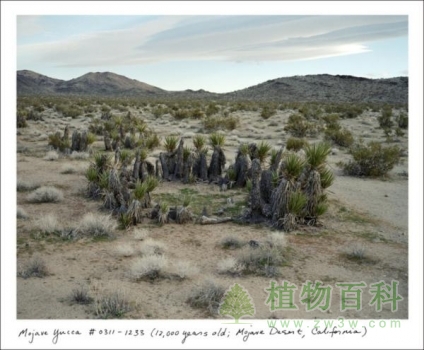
[60,164,78,174]
[17,179,40,192]
[217,257,245,276]
[168,261,199,280]
[114,243,136,257]
[35,214,61,234]
[186,279,225,315]
[70,286,93,305]
[18,257,49,279]
[77,213,116,239]
[17,206,28,219]
[139,238,166,256]
[133,228,149,241]
[27,186,64,203]
[130,255,168,281]
[43,150,59,161]
[94,291,132,319]
[70,151,90,160]
[219,236,244,250]
[237,245,285,277]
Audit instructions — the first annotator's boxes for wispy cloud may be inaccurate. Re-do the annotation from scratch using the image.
[17,15,407,68]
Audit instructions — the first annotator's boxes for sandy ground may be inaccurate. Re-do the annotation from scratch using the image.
[16,105,408,320]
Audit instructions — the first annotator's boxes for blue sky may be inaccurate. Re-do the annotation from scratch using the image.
[17,15,408,93]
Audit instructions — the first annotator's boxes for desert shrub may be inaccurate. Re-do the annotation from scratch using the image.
[48,133,70,152]
[17,180,39,192]
[205,103,220,117]
[18,257,49,279]
[397,113,408,129]
[286,137,308,151]
[130,255,168,281]
[340,141,401,177]
[17,206,28,219]
[44,150,59,161]
[17,110,28,128]
[173,109,191,120]
[70,286,93,304]
[77,213,116,239]
[152,106,167,118]
[209,132,226,147]
[260,106,277,119]
[164,136,179,153]
[220,236,244,250]
[284,114,317,137]
[27,186,63,203]
[325,128,354,147]
[203,115,239,131]
[187,279,225,314]
[377,107,394,130]
[94,292,132,319]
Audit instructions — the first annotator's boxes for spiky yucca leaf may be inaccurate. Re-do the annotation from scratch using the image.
[319,167,335,189]
[145,176,159,193]
[239,143,249,156]
[288,190,307,215]
[93,153,110,170]
[315,202,329,216]
[257,141,271,163]
[164,135,179,153]
[209,132,226,147]
[85,166,99,182]
[305,142,331,170]
[98,171,110,189]
[133,180,148,201]
[283,153,305,180]
[193,135,206,151]
[120,149,134,165]
[183,146,191,161]
[86,132,97,145]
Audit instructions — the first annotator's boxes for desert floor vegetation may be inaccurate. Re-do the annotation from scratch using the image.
[16,97,408,320]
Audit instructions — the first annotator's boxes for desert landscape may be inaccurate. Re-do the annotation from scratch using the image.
[16,70,408,320]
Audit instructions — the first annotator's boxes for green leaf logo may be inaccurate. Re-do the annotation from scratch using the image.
[219,283,255,323]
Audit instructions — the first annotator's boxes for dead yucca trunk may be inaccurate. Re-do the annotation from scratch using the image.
[183,154,194,184]
[71,130,81,151]
[103,190,117,210]
[173,139,184,180]
[119,125,125,141]
[176,206,193,224]
[208,146,226,182]
[63,125,69,142]
[114,147,121,164]
[146,161,155,177]
[112,138,120,151]
[80,131,88,152]
[260,169,273,204]
[133,150,141,180]
[278,213,297,232]
[270,178,291,225]
[155,159,163,179]
[250,159,263,216]
[159,153,169,180]
[199,152,208,181]
[304,170,322,218]
[270,149,283,172]
[140,162,148,182]
[104,131,112,151]
[234,153,251,188]
[127,199,144,225]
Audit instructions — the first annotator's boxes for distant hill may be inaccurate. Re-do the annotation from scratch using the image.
[225,74,408,104]
[17,70,408,104]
